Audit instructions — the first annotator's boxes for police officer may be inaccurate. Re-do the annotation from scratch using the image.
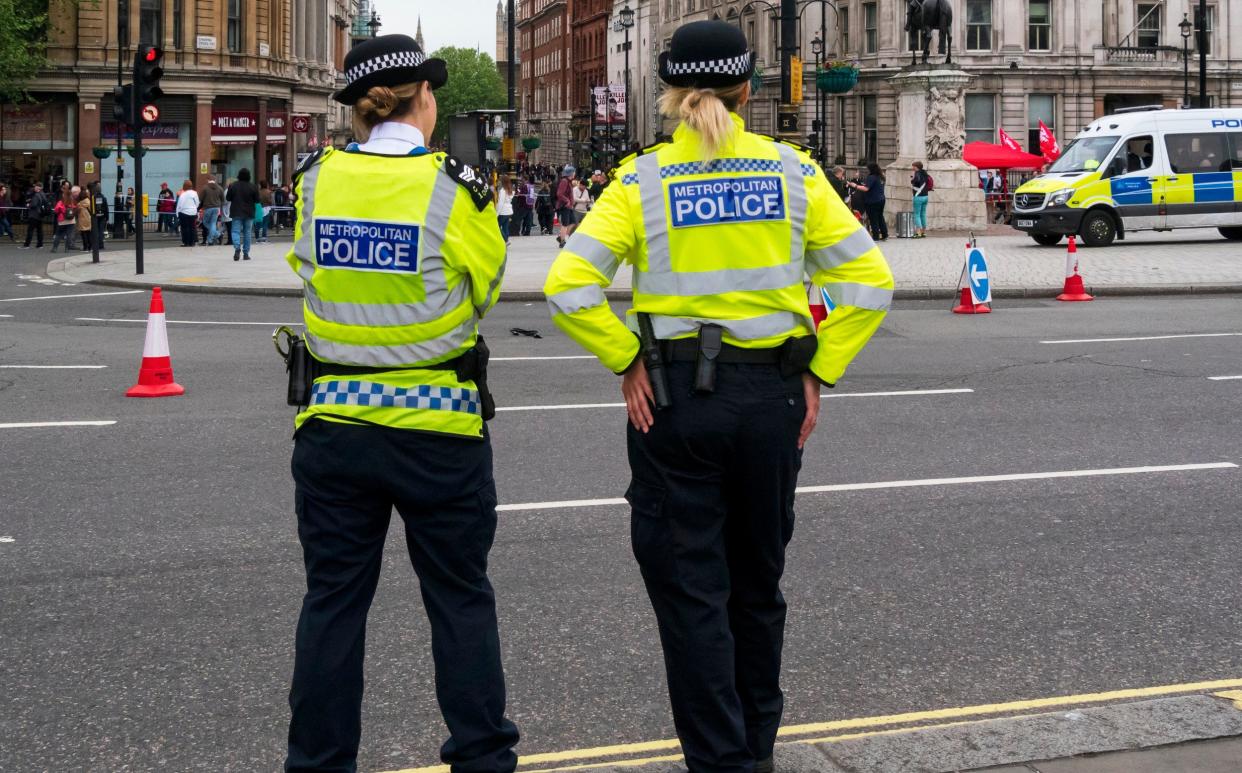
[544,21,893,773]
[284,35,518,773]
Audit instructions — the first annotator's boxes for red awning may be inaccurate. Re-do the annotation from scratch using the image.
[963,142,1048,171]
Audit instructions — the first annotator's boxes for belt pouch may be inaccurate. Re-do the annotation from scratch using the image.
[456,337,496,421]
[286,336,315,407]
[779,335,818,379]
[695,324,724,393]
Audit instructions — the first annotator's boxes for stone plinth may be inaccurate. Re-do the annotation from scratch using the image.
[885,67,988,232]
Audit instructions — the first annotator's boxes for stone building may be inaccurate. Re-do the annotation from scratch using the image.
[0,0,355,199]
[517,0,574,166]
[652,0,1239,167]
[605,0,660,149]
[569,0,611,163]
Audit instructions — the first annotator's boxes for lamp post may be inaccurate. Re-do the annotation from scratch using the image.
[367,11,381,39]
[810,34,823,165]
[1179,14,1192,108]
[619,4,635,153]
[1197,0,1207,108]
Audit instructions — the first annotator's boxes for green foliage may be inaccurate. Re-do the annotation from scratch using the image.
[0,0,52,102]
[427,46,507,143]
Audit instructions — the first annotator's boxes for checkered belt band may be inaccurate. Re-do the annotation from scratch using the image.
[311,380,481,415]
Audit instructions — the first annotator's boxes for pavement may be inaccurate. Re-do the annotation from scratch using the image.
[44,225,1242,300]
[4,243,1242,772]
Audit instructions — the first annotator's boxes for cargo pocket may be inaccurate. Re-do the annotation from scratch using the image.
[625,479,676,579]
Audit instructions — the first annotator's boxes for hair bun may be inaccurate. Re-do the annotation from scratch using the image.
[357,86,400,121]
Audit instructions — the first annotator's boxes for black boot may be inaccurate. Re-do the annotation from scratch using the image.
[233,249,240,261]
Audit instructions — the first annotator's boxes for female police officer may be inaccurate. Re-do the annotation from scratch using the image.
[284,35,518,773]
[544,21,893,773]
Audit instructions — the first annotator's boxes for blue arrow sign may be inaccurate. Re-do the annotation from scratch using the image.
[967,247,991,304]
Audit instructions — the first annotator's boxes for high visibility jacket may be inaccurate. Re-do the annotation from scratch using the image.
[287,146,506,437]
[543,114,893,385]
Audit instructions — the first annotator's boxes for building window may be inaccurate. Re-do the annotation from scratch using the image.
[770,13,779,61]
[172,0,183,49]
[746,19,755,53]
[861,95,877,162]
[1136,3,1161,49]
[966,0,991,50]
[139,0,162,47]
[1194,5,1214,56]
[227,0,244,53]
[836,96,847,162]
[839,7,849,54]
[1028,94,1055,152]
[965,94,996,145]
[1028,0,1050,51]
[863,3,877,53]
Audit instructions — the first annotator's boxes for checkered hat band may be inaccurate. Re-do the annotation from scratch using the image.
[346,50,427,85]
[664,53,752,78]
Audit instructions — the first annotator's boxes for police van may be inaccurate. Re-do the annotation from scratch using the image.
[1011,107,1242,247]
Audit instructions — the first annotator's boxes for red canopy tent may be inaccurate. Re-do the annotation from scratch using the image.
[963,142,1047,171]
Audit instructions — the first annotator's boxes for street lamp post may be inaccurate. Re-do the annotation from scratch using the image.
[1197,0,1207,108]
[367,11,381,39]
[810,34,823,165]
[1179,14,1192,108]
[619,4,635,153]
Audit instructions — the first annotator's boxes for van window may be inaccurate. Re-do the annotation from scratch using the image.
[1048,136,1118,174]
[1164,133,1231,174]
[1121,136,1154,174]
[1229,134,1242,170]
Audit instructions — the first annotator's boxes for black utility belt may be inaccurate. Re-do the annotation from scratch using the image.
[661,339,782,365]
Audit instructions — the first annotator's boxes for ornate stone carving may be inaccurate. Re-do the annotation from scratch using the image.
[926,85,965,159]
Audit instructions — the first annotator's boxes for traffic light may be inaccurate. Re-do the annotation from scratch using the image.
[807,132,819,150]
[133,46,165,124]
[111,84,135,125]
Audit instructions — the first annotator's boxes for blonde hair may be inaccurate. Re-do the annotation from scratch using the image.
[657,83,748,159]
[352,82,426,142]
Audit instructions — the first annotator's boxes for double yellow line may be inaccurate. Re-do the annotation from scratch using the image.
[381,677,1242,773]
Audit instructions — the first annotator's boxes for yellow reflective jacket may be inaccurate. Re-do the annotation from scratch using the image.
[543,114,893,385]
[287,147,506,437]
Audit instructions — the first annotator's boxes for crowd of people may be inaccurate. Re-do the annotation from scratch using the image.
[488,162,611,246]
[3,179,111,253]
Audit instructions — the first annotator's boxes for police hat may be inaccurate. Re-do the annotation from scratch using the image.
[333,34,448,105]
[658,21,755,89]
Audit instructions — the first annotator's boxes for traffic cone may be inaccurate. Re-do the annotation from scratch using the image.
[1056,236,1094,302]
[952,241,991,314]
[126,287,185,398]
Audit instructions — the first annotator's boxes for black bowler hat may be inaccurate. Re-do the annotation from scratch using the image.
[333,34,448,105]
[658,20,755,89]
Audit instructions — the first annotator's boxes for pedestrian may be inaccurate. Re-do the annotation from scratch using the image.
[555,164,576,247]
[175,180,200,247]
[848,167,868,225]
[283,33,519,773]
[272,183,289,233]
[121,187,136,236]
[157,182,175,233]
[589,169,605,201]
[0,184,15,241]
[853,162,888,241]
[21,182,48,249]
[572,176,592,219]
[75,189,93,252]
[495,175,514,244]
[49,189,76,253]
[67,186,82,250]
[544,20,893,773]
[225,167,258,260]
[536,181,554,234]
[910,160,930,238]
[828,166,849,202]
[199,177,225,245]
[256,180,273,242]
[90,182,109,250]
[511,178,530,237]
[982,170,997,223]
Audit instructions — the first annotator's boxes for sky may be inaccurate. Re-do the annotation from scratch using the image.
[373,0,500,56]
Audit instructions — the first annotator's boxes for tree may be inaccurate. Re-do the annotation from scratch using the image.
[427,46,507,144]
[0,0,51,103]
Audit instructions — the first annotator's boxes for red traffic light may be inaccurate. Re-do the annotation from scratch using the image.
[145,47,162,63]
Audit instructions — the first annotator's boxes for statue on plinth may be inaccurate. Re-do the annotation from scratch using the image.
[906,0,954,66]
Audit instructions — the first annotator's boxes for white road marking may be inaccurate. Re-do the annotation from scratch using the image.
[0,420,117,429]
[496,462,1238,512]
[1208,375,1242,381]
[1041,333,1242,344]
[0,314,13,318]
[0,290,143,302]
[0,536,14,544]
[15,273,62,286]
[496,388,973,412]
[0,365,108,370]
[76,317,301,326]
[491,355,598,361]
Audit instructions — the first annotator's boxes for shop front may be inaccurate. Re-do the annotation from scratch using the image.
[0,100,76,201]
[99,121,192,202]
[211,109,258,184]
[267,112,288,187]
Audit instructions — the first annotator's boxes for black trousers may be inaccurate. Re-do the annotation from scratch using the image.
[286,421,519,773]
[627,362,803,773]
[178,213,197,246]
[24,219,43,247]
[865,202,888,240]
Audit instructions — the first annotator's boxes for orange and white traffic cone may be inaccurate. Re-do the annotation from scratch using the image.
[1056,235,1094,302]
[126,287,185,398]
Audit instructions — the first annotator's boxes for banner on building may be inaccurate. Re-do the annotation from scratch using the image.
[102,123,182,142]
[607,83,626,126]
[593,87,609,126]
[1,104,71,143]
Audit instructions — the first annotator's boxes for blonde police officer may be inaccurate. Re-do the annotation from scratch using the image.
[544,21,893,773]
[284,35,518,773]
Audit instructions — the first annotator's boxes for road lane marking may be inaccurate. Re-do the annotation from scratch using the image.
[76,317,301,326]
[0,365,108,370]
[496,462,1237,512]
[0,421,117,429]
[1041,332,1242,344]
[0,536,14,543]
[380,676,1242,773]
[1208,375,1242,381]
[0,314,13,318]
[0,290,143,302]
[496,388,974,412]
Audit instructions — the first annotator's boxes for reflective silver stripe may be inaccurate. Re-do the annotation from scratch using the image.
[307,316,476,368]
[291,158,323,283]
[475,255,507,317]
[420,168,461,296]
[636,153,670,273]
[635,262,803,297]
[564,231,621,279]
[304,279,469,327]
[547,285,607,316]
[627,310,811,340]
[806,228,877,273]
[775,143,807,265]
[822,282,894,312]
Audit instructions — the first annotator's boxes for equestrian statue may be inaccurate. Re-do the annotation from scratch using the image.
[907,0,954,66]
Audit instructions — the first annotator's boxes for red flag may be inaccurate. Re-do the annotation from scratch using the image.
[1038,120,1061,162]
[998,129,1022,153]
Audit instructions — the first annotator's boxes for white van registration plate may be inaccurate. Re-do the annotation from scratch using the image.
[1016,219,1035,228]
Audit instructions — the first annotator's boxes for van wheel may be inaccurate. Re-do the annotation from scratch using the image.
[1031,234,1062,246]
[1220,227,1242,241]
[1080,212,1117,247]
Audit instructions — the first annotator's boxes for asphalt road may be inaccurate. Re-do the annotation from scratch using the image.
[1,245,1241,772]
